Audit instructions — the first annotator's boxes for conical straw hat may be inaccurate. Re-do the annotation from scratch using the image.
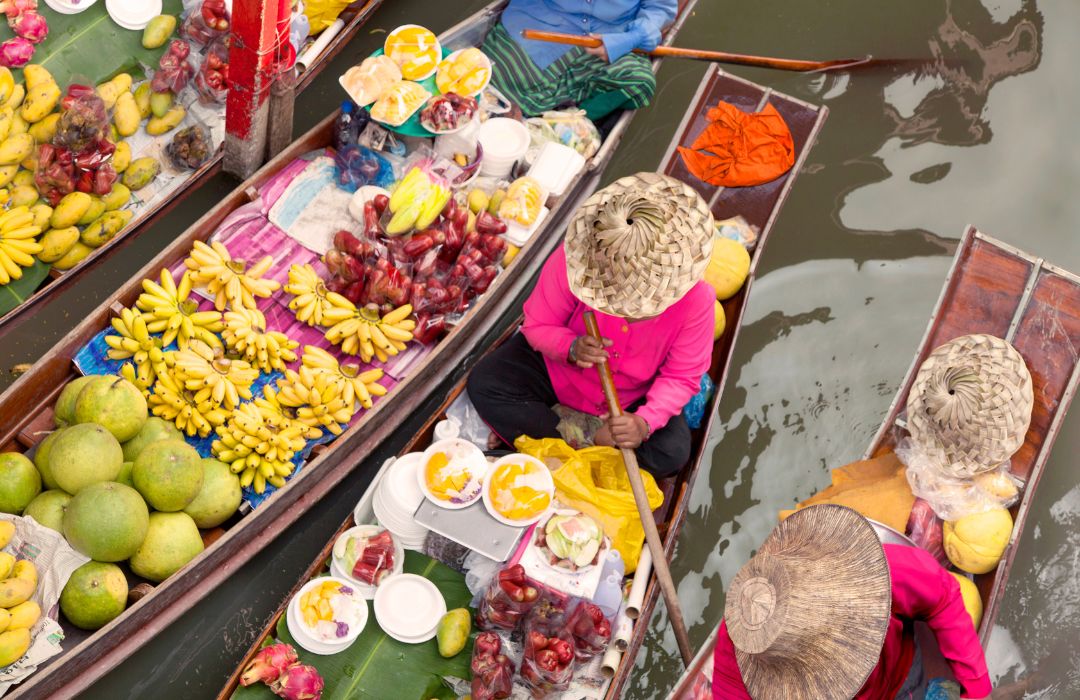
[565,172,714,318]
[906,334,1033,478]
[725,505,891,700]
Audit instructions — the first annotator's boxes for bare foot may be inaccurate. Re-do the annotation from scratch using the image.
[487,433,503,450]
[593,424,614,447]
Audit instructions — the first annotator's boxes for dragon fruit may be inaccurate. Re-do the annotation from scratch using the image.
[11,9,45,43]
[271,664,324,700]
[0,0,36,22]
[0,37,33,67]
[239,643,300,686]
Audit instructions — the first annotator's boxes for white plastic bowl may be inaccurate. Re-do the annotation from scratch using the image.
[417,438,488,509]
[477,118,529,178]
[331,525,405,599]
[482,453,554,527]
[287,576,368,654]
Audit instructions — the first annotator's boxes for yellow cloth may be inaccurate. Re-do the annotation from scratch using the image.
[515,436,664,574]
[779,452,915,533]
[304,0,352,34]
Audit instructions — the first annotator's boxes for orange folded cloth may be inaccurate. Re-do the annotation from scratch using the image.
[678,101,795,187]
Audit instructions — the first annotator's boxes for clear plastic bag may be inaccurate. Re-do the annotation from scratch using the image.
[898,437,1023,521]
[520,620,575,696]
[446,391,492,450]
[181,0,229,46]
[193,36,229,104]
[475,563,539,632]
[470,631,517,700]
[907,498,948,567]
[566,600,613,661]
[165,123,213,171]
[525,109,601,160]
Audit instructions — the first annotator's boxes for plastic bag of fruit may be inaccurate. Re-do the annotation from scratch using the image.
[53,83,110,152]
[152,40,195,94]
[193,35,229,104]
[520,622,576,696]
[566,600,613,660]
[333,143,395,192]
[475,564,539,632]
[469,631,516,700]
[524,585,573,636]
[181,0,229,46]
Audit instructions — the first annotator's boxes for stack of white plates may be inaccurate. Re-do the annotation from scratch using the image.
[105,0,161,29]
[365,452,429,549]
[43,0,100,14]
[373,574,446,643]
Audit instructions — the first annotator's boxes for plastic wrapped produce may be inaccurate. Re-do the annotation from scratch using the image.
[369,80,430,126]
[419,93,477,134]
[567,601,612,660]
[475,564,538,632]
[520,622,575,696]
[340,55,401,106]
[470,632,514,700]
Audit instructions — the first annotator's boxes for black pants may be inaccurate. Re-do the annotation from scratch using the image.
[467,334,691,478]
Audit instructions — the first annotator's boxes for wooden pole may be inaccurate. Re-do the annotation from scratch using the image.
[267,0,296,160]
[583,311,694,666]
[521,29,872,72]
[224,0,282,178]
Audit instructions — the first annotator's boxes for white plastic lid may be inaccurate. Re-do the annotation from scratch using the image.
[373,574,446,642]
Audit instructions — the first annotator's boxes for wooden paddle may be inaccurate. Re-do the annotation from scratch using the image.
[522,29,872,72]
[583,311,694,666]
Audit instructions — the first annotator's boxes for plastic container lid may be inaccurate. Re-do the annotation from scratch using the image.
[527,142,586,197]
[373,573,446,643]
[106,0,161,29]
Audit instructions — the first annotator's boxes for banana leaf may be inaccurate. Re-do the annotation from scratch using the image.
[232,552,475,700]
[0,258,50,316]
[2,1,184,87]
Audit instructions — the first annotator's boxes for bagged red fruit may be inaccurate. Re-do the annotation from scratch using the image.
[524,585,572,636]
[475,564,538,632]
[520,623,575,696]
[470,632,514,700]
[567,601,612,660]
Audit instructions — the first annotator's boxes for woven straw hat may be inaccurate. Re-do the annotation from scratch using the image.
[725,505,891,700]
[906,334,1033,478]
[564,172,714,318]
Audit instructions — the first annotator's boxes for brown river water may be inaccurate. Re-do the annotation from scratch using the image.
[3,0,1077,697]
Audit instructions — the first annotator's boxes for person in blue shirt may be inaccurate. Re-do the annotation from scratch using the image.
[481,0,678,121]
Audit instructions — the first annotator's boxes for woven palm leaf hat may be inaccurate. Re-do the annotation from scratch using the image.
[906,333,1033,478]
[725,505,892,700]
[564,172,714,318]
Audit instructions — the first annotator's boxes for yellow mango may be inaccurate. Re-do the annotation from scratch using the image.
[27,112,59,144]
[0,609,9,635]
[19,152,34,172]
[8,184,36,208]
[145,106,185,136]
[12,560,36,587]
[12,169,33,188]
[133,83,152,120]
[0,133,34,165]
[50,192,93,228]
[113,92,140,137]
[7,112,26,138]
[0,578,33,609]
[20,80,60,123]
[36,227,79,263]
[29,203,51,229]
[0,553,14,580]
[80,210,130,248]
[0,189,8,207]
[112,141,131,173]
[5,601,39,631]
[0,164,17,188]
[0,68,12,106]
[101,183,131,211]
[0,628,30,667]
[1,83,23,112]
[0,521,12,549]
[78,197,106,226]
[122,157,159,190]
[142,15,177,49]
[51,241,92,271]
[96,74,132,110]
[22,65,52,90]
[0,107,12,143]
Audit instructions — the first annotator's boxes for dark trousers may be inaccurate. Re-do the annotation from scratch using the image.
[467,334,691,478]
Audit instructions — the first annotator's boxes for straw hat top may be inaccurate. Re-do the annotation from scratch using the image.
[906,334,1033,478]
[565,172,714,318]
[726,505,891,700]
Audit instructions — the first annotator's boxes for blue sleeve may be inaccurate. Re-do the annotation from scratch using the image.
[601,0,678,61]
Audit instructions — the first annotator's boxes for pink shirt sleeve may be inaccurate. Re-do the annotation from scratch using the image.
[521,246,578,363]
[712,621,752,699]
[885,545,992,699]
[635,283,714,431]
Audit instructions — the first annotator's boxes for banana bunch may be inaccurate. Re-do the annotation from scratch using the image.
[0,527,40,668]
[0,206,41,285]
[253,385,324,440]
[275,366,356,436]
[172,338,259,410]
[284,263,355,327]
[184,240,280,311]
[148,373,229,437]
[301,345,387,410]
[221,308,299,373]
[105,307,172,391]
[212,402,307,493]
[136,268,224,350]
[325,303,416,364]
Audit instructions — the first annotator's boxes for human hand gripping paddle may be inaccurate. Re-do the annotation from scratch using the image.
[521,29,872,72]
[583,311,694,666]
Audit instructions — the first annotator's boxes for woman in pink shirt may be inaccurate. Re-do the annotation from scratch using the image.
[711,504,992,700]
[468,173,716,477]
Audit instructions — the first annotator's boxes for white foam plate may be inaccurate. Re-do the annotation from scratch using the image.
[385,452,426,511]
[373,573,445,643]
[373,488,428,538]
[43,0,100,14]
[106,0,161,28]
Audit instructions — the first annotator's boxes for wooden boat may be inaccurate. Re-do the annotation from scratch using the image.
[0,3,701,698]
[218,65,828,699]
[668,226,1080,699]
[0,1,386,341]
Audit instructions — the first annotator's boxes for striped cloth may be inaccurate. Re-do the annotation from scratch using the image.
[482,23,656,120]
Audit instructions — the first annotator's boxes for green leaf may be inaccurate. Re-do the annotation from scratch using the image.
[232,552,475,700]
[0,258,50,316]
[3,1,184,87]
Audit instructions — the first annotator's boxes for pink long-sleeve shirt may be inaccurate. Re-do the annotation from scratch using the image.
[712,544,992,699]
[521,244,714,431]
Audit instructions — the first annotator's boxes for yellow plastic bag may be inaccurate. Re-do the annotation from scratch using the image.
[304,0,352,35]
[515,437,664,574]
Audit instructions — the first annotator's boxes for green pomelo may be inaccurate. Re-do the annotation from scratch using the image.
[0,452,41,514]
[54,375,102,428]
[129,512,204,582]
[32,429,63,491]
[121,417,183,463]
[50,423,123,494]
[63,482,149,562]
[60,561,128,630]
[23,489,72,531]
[116,462,134,488]
[182,458,241,529]
[74,376,147,442]
[133,440,202,512]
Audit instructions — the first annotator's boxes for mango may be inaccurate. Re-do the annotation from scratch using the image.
[12,560,36,586]
[0,628,30,667]
[0,133,34,165]
[0,68,12,106]
[0,164,17,188]
[0,552,14,580]
[36,227,79,263]
[114,92,140,137]
[20,80,60,123]
[0,521,11,549]
[96,74,132,110]
[19,152,34,172]
[146,106,185,136]
[149,90,173,118]
[81,210,131,248]
[8,113,26,137]
[467,189,489,214]
[6,601,39,631]
[109,124,119,143]
[8,184,35,208]
[436,608,471,658]
[50,191,93,228]
[142,15,177,49]
[27,112,59,143]
[22,65,52,90]
[101,183,131,211]
[12,169,33,188]
[133,83,152,120]
[2,84,23,112]
[29,203,52,229]
[122,157,160,190]
[0,107,12,143]
[78,197,106,226]
[51,241,93,270]
[0,577,33,609]
[112,141,131,173]
[0,609,9,635]
[487,188,506,215]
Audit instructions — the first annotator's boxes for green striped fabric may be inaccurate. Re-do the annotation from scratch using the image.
[482,23,656,120]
